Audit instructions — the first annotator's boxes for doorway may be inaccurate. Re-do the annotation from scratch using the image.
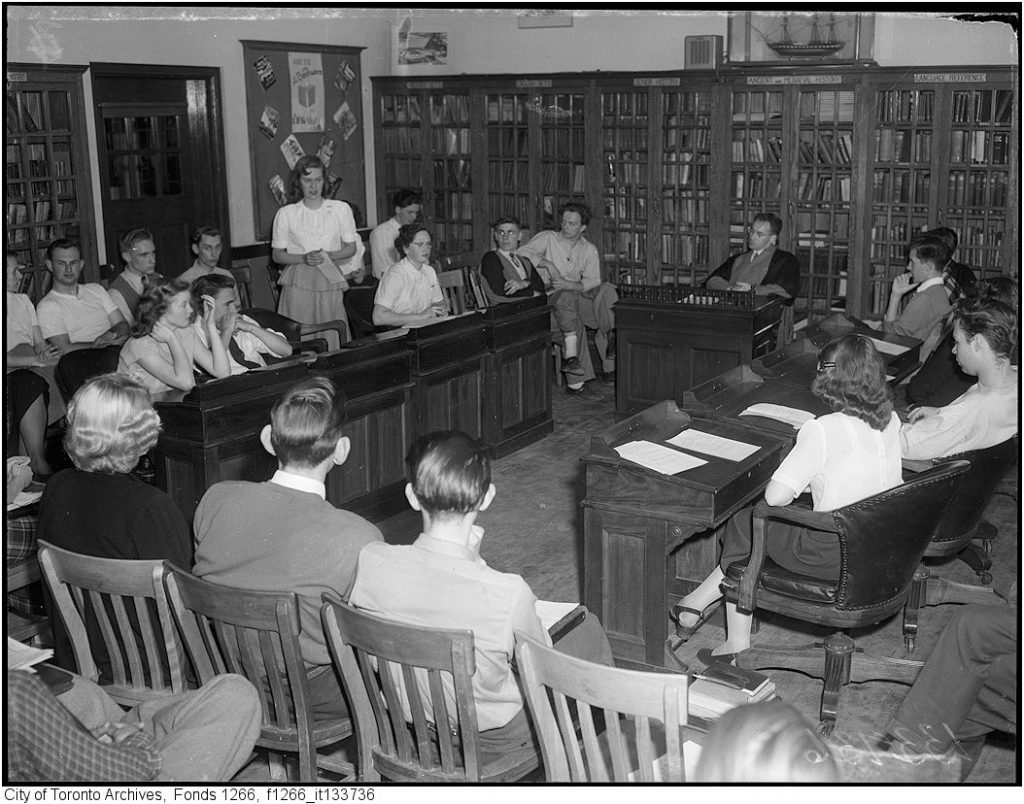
[91,64,229,278]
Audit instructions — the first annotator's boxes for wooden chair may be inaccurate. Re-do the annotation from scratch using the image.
[718,460,970,736]
[320,593,540,783]
[436,267,468,315]
[36,541,186,706]
[164,567,354,783]
[515,634,691,782]
[901,437,1017,651]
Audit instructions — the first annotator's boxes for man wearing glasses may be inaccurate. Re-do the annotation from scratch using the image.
[36,238,129,401]
[705,212,800,302]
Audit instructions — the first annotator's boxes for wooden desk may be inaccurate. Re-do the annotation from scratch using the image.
[614,287,784,417]
[481,295,553,457]
[582,401,786,670]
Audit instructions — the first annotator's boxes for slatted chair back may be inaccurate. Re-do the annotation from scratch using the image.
[164,567,352,782]
[322,594,536,783]
[36,541,186,706]
[515,634,690,782]
[228,262,255,309]
[437,268,467,315]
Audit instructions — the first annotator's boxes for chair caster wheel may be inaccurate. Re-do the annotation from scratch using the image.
[904,636,915,653]
[978,571,993,585]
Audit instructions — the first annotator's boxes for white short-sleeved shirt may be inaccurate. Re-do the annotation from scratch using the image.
[772,411,903,512]
[37,284,119,343]
[6,292,38,349]
[271,199,358,255]
[369,217,400,279]
[194,315,287,375]
[118,326,199,395]
[374,258,444,316]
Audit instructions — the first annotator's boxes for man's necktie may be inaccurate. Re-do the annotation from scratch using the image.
[228,336,261,370]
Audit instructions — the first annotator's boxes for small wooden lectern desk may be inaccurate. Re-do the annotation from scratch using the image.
[582,401,785,671]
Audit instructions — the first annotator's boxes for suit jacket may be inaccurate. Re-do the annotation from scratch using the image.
[707,248,801,304]
[480,250,546,305]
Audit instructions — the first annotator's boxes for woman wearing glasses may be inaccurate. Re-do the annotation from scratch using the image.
[372,223,448,327]
[671,334,902,662]
[705,213,800,302]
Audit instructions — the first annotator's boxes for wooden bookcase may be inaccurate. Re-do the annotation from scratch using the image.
[372,65,1018,319]
[5,64,98,300]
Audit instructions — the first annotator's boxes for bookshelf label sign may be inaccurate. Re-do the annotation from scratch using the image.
[746,75,842,85]
[8,72,28,82]
[516,79,552,88]
[406,82,443,89]
[914,73,986,83]
[634,77,680,87]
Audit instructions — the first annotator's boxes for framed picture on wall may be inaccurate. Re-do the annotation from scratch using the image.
[728,12,875,64]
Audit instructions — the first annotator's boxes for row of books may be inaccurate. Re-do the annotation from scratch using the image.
[433,222,473,254]
[874,129,931,164]
[731,170,783,201]
[381,126,424,153]
[731,91,783,122]
[605,193,647,222]
[486,127,528,158]
[542,127,585,160]
[800,90,856,124]
[950,130,1010,166]
[798,131,854,166]
[432,127,471,156]
[951,89,1013,124]
[659,233,710,267]
[665,91,713,116]
[379,95,423,125]
[432,158,472,190]
[662,196,709,226]
[872,169,930,204]
[435,191,474,221]
[428,94,470,126]
[868,220,928,249]
[731,133,784,164]
[603,127,649,152]
[665,127,711,152]
[541,162,585,193]
[382,160,424,188]
[486,194,533,227]
[947,170,1010,208]
[870,241,920,263]
[486,160,529,192]
[657,265,707,287]
[875,89,935,125]
[602,92,649,119]
[6,200,77,226]
[795,210,850,239]
[663,159,710,190]
[605,159,647,188]
[796,172,852,203]
[486,96,528,125]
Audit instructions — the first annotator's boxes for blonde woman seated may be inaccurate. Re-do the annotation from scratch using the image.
[671,334,903,661]
[37,373,192,680]
[118,278,229,395]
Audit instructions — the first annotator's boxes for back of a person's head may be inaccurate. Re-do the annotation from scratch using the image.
[695,701,838,783]
[977,275,1018,311]
[907,237,950,270]
[922,226,959,256]
[269,377,344,469]
[406,430,490,517]
[191,273,236,312]
[812,333,893,431]
[64,373,161,474]
[954,295,1018,363]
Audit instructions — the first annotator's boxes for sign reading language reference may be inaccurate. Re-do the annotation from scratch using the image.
[667,429,760,462]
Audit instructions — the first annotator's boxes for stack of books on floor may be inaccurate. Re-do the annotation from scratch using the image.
[688,662,776,721]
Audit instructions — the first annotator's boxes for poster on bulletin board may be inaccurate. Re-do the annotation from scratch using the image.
[241,40,366,241]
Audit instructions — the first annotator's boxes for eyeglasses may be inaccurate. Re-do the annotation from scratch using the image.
[410,240,432,248]
[495,230,519,238]
[747,228,773,239]
[816,361,836,373]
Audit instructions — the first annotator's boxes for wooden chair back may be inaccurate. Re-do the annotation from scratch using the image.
[36,541,186,706]
[163,567,352,782]
[228,262,254,308]
[437,267,467,315]
[515,634,690,782]
[230,244,279,310]
[321,593,536,783]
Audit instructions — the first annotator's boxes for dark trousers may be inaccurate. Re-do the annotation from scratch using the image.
[887,604,1017,772]
[5,369,49,455]
[55,347,121,402]
[719,504,841,581]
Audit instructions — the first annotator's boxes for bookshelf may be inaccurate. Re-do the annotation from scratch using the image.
[373,67,1017,315]
[6,65,97,300]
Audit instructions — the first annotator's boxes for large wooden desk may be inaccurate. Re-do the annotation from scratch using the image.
[582,401,786,670]
[614,286,784,418]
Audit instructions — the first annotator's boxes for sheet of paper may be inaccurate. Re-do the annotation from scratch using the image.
[739,403,815,430]
[615,440,707,475]
[667,428,760,462]
[7,638,53,672]
[535,600,580,631]
[315,252,349,289]
[6,489,42,512]
[868,337,910,356]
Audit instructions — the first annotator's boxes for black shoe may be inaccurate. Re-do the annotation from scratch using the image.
[565,383,585,396]
[563,355,583,372]
[605,330,617,359]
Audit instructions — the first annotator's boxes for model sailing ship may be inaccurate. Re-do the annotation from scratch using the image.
[767,13,845,58]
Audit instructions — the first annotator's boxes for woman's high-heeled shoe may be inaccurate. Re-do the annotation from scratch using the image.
[669,600,719,641]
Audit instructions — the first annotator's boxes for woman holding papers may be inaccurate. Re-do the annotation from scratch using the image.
[671,334,903,661]
[272,155,363,337]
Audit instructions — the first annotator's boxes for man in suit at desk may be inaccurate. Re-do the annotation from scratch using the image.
[705,212,800,302]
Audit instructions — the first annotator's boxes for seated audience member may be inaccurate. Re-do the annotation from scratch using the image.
[905,276,1017,408]
[480,217,546,304]
[923,226,977,303]
[191,274,292,374]
[349,431,614,762]
[369,189,422,280]
[516,201,617,378]
[695,700,838,782]
[7,669,260,783]
[108,228,162,325]
[37,374,193,679]
[880,602,1017,781]
[37,238,130,402]
[705,213,800,302]
[118,278,230,394]
[177,226,233,285]
[372,223,447,327]
[877,237,951,359]
[193,377,383,720]
[901,295,1018,460]
[6,252,59,478]
[672,335,902,659]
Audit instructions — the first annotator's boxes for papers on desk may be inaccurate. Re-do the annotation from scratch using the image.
[667,428,760,462]
[868,337,910,357]
[6,489,42,512]
[615,441,707,475]
[739,403,815,430]
[7,637,53,672]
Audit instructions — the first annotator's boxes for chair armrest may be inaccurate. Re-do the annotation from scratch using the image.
[299,319,349,347]
[737,500,841,612]
[901,458,934,475]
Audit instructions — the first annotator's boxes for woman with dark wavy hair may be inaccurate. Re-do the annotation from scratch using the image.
[118,277,229,394]
[671,334,902,661]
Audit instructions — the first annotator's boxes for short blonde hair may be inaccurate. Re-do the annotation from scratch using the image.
[64,374,161,474]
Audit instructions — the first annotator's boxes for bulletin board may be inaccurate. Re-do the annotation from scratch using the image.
[241,40,367,241]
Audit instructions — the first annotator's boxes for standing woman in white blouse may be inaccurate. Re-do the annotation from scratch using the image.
[271,155,363,346]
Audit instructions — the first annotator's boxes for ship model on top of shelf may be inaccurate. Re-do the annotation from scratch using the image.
[766,13,845,59]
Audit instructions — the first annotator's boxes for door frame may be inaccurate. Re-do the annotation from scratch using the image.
[90,63,231,268]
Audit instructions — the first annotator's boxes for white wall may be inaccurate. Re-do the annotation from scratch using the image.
[6,7,1018,257]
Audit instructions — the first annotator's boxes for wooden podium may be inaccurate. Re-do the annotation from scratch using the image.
[581,401,785,670]
[614,286,784,417]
